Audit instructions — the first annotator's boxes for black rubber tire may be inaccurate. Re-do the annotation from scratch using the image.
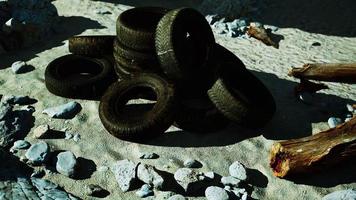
[117,7,169,51]
[45,54,116,99]
[68,35,115,56]
[99,73,177,140]
[155,7,215,83]
[207,60,276,128]
[175,93,229,133]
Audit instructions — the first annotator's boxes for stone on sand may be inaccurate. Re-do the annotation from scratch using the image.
[137,163,165,189]
[221,176,241,187]
[56,151,78,178]
[205,186,229,200]
[229,161,247,181]
[33,124,50,138]
[42,101,81,118]
[135,184,153,198]
[111,159,138,192]
[25,141,50,164]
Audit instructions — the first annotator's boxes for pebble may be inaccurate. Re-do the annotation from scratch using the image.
[56,151,78,178]
[135,184,154,198]
[11,61,27,74]
[25,141,50,164]
[346,104,354,113]
[137,163,165,189]
[73,133,81,142]
[327,117,343,128]
[229,161,247,181]
[221,176,241,187]
[11,140,30,150]
[204,171,215,180]
[85,184,107,197]
[111,159,138,192]
[322,189,356,200]
[205,186,229,200]
[183,159,202,168]
[174,168,205,193]
[139,152,159,159]
[168,194,187,200]
[42,101,81,119]
[65,132,73,140]
[33,124,50,138]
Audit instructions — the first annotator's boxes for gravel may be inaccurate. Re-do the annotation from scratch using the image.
[25,141,50,164]
[229,161,247,181]
[111,159,138,192]
[56,151,78,178]
[42,101,81,119]
[205,186,230,200]
[137,163,165,189]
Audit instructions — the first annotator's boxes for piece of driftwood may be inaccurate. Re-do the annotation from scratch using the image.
[270,116,356,178]
[247,23,278,48]
[289,63,356,84]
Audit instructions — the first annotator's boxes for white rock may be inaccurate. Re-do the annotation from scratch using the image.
[137,164,165,189]
[73,133,80,142]
[241,192,248,200]
[229,161,247,181]
[25,141,50,164]
[327,117,343,128]
[322,189,356,200]
[346,104,354,112]
[11,61,27,74]
[111,159,138,192]
[174,168,205,193]
[204,171,215,180]
[221,176,241,187]
[65,132,73,140]
[205,186,229,200]
[11,140,30,150]
[135,184,153,198]
[33,124,50,138]
[42,101,81,118]
[56,151,78,178]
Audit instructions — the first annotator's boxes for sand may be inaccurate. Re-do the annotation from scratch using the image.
[0,0,355,199]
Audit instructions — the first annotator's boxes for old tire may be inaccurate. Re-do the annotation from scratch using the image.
[68,35,115,56]
[99,73,177,140]
[207,60,276,128]
[155,7,215,83]
[116,7,169,51]
[45,54,115,99]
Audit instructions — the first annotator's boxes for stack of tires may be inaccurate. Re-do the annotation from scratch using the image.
[45,7,276,142]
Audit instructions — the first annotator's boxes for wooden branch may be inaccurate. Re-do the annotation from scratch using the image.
[288,63,356,84]
[247,24,278,48]
[270,116,356,178]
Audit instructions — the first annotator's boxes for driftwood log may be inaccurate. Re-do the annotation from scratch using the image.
[288,63,356,84]
[270,116,356,178]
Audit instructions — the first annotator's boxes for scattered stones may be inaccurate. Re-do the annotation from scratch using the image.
[73,133,81,142]
[137,163,165,189]
[221,176,241,187]
[183,159,202,168]
[322,189,356,200]
[205,186,229,200]
[139,152,159,159]
[56,151,78,178]
[42,101,81,119]
[65,132,74,140]
[85,184,108,197]
[11,140,30,150]
[135,184,154,198]
[33,124,50,138]
[25,141,50,164]
[174,168,206,193]
[11,61,28,74]
[168,194,187,200]
[327,117,343,128]
[111,159,138,192]
[229,161,247,181]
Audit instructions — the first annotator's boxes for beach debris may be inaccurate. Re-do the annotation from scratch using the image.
[42,101,81,119]
[168,194,187,200]
[137,163,165,189]
[33,124,50,138]
[10,139,30,152]
[25,141,50,165]
[135,184,154,198]
[221,176,241,187]
[174,168,206,193]
[73,133,81,142]
[85,184,108,197]
[229,161,247,181]
[288,63,356,84]
[247,22,278,48]
[56,151,78,178]
[111,159,138,192]
[11,61,28,74]
[3,95,34,105]
[322,189,356,200]
[65,131,74,140]
[327,117,342,128]
[270,117,356,178]
[183,159,202,168]
[205,186,230,200]
[31,168,46,178]
[139,152,159,159]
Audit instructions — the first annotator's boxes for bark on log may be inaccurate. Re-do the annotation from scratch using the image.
[270,116,356,178]
[288,63,356,84]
